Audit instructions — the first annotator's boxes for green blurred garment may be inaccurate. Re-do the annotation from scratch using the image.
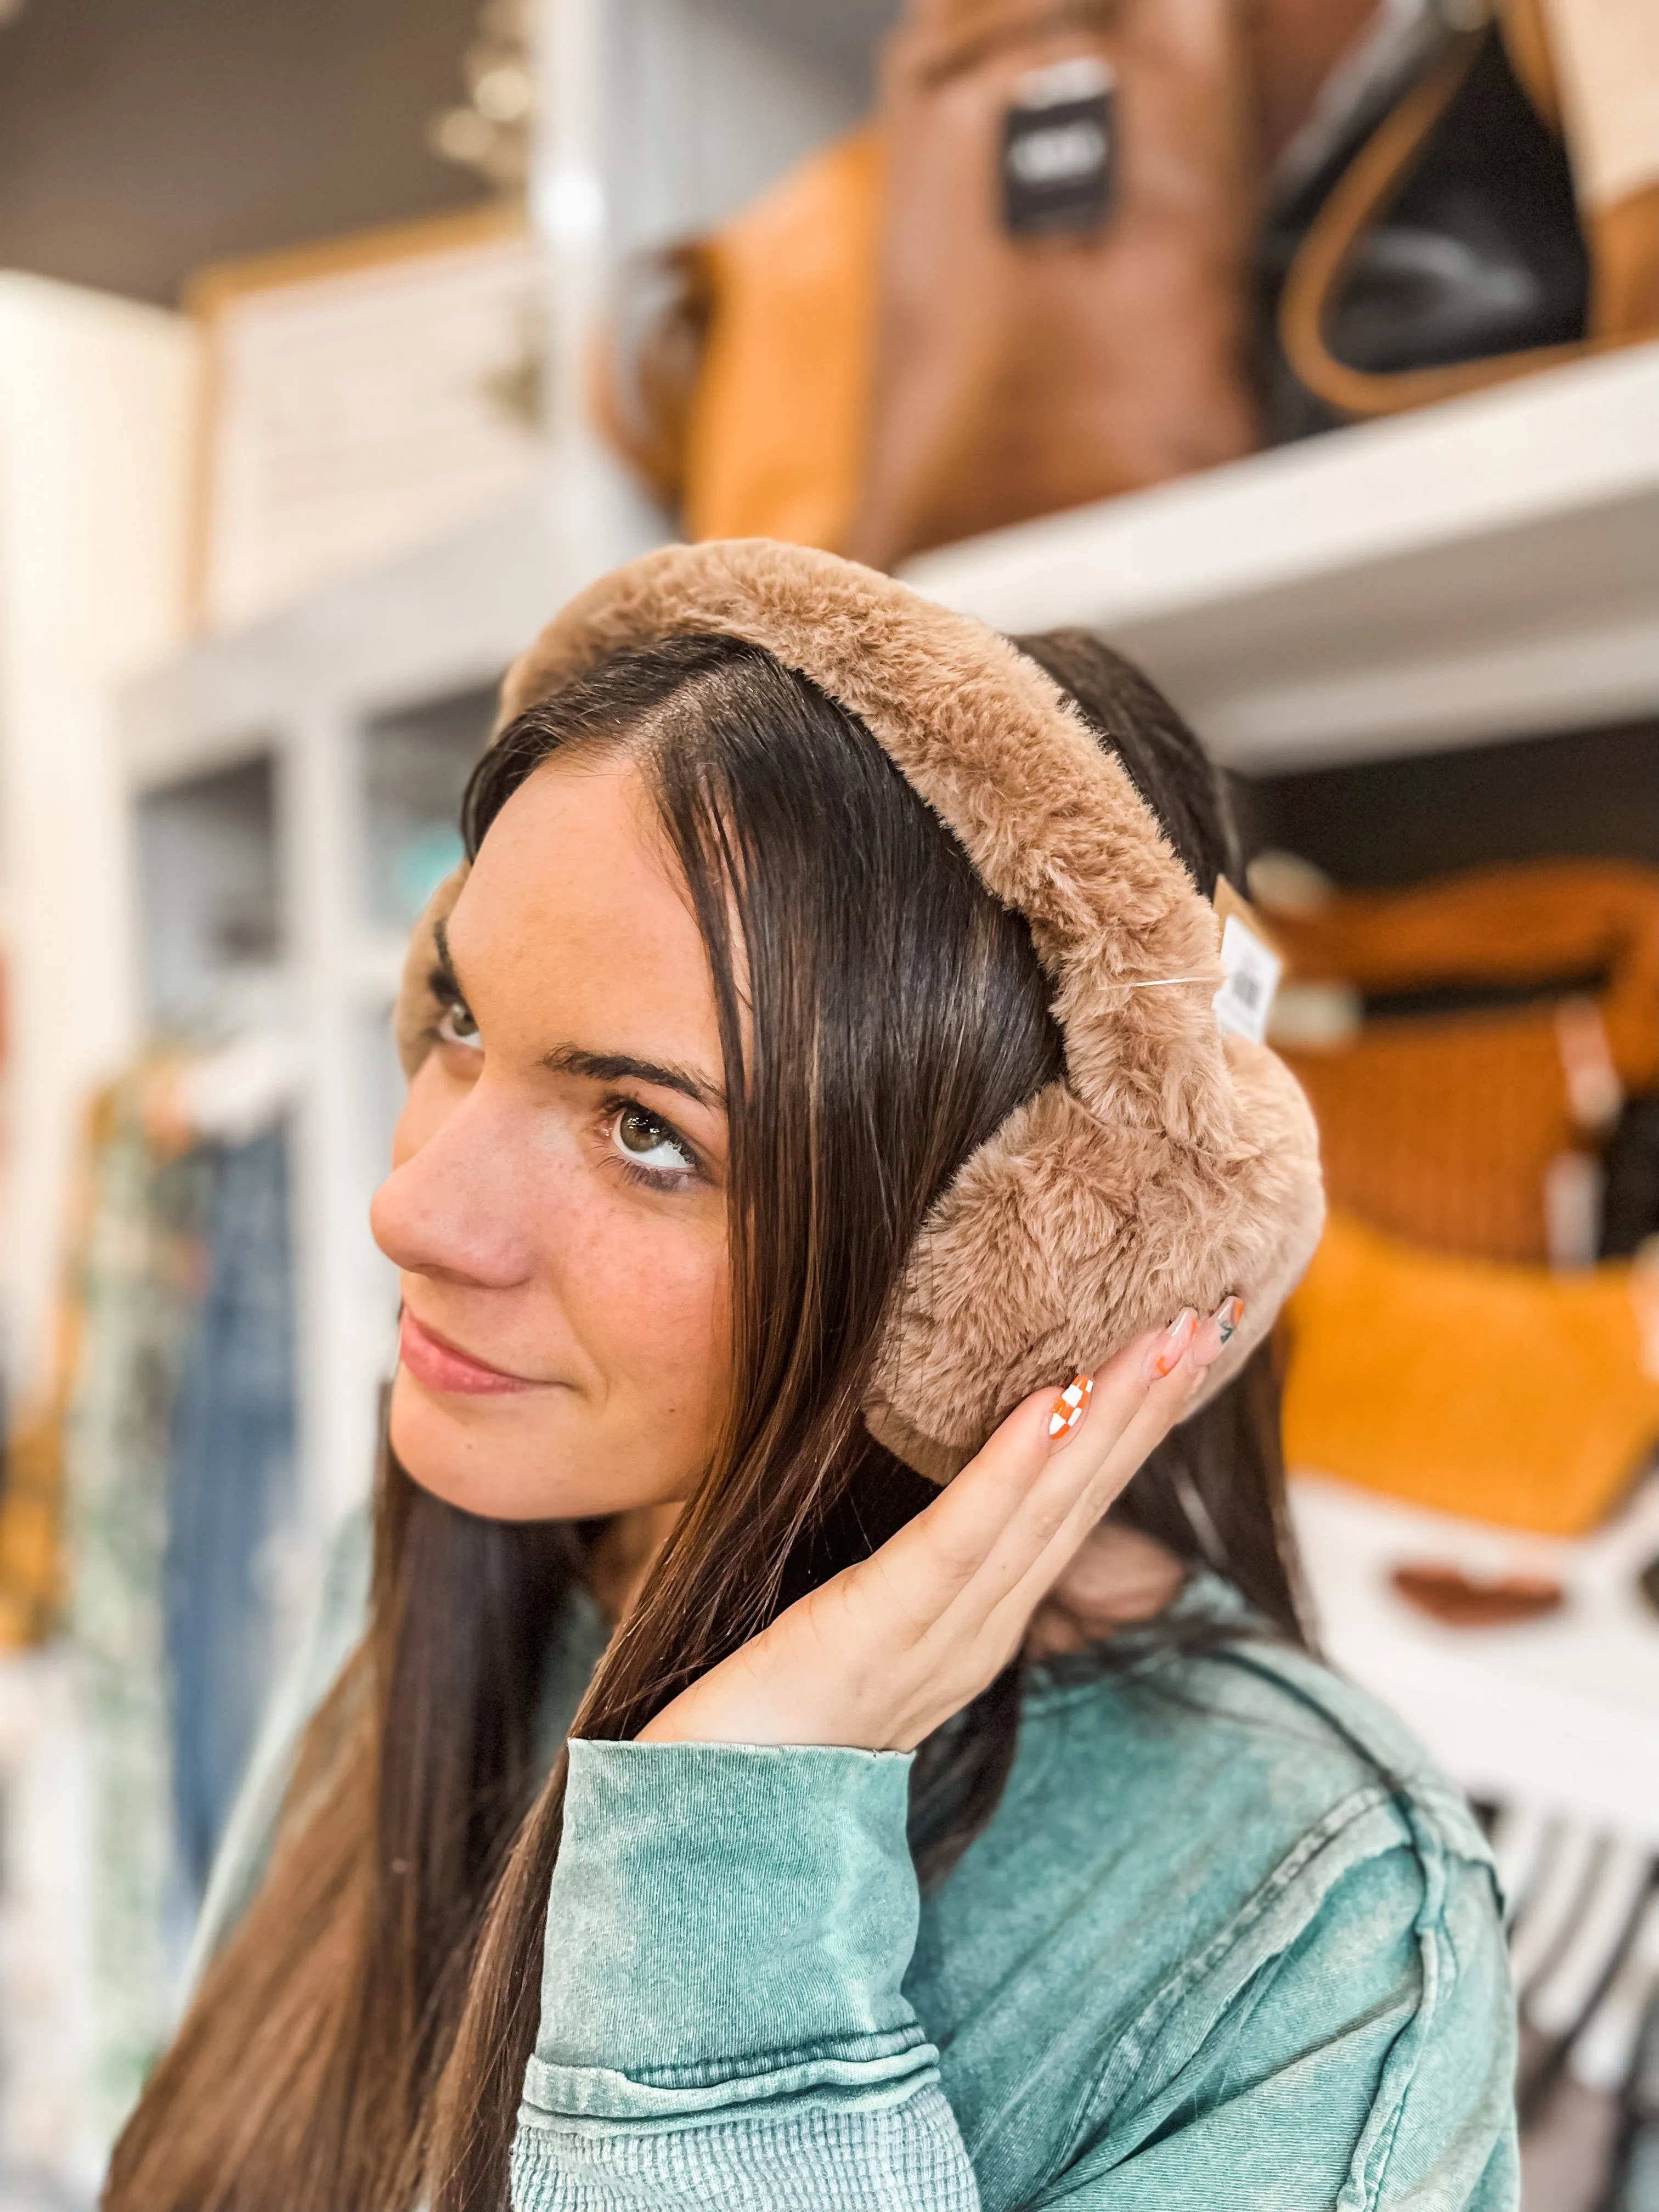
[66,1089,218,2141]
[195,1520,1519,2210]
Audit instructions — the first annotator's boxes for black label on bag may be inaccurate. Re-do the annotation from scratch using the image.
[1002,61,1115,238]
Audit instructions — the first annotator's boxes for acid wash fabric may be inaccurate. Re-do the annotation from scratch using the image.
[193,1516,1519,2211]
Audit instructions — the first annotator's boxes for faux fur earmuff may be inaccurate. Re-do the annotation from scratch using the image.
[397,540,1324,1482]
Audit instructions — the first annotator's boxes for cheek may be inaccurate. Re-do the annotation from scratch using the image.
[384,1084,733,1517]
[555,1183,732,1427]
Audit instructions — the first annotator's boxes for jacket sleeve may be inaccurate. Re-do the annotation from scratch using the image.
[1027,1835,1519,2211]
[510,1740,983,2211]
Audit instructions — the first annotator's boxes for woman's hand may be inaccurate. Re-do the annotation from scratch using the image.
[637,1300,1240,1754]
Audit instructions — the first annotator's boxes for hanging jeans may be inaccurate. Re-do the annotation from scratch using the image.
[165,1122,297,1901]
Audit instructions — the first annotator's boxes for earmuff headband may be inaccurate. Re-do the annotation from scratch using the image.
[400,541,1324,1480]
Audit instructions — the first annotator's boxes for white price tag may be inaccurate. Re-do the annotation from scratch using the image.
[1213,913,1283,1045]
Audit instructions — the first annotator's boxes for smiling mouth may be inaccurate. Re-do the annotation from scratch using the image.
[398,1309,546,1396]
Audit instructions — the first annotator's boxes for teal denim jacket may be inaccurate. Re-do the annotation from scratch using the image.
[194,1516,1519,2210]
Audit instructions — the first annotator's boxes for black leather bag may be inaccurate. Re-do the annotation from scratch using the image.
[1601,1096,1659,1260]
[1262,0,1654,440]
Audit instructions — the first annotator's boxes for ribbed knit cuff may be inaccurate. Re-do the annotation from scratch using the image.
[523,1740,935,2124]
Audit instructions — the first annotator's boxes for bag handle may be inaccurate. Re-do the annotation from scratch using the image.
[1277,13,1620,418]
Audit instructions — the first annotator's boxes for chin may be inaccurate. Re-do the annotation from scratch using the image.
[387,1368,673,1524]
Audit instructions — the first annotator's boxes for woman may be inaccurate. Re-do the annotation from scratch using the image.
[109,544,1516,2211]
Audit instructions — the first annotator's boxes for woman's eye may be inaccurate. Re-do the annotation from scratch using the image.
[609,1102,696,1178]
[435,999,481,1049]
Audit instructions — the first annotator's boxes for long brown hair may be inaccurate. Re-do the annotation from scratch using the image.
[108,630,1306,2211]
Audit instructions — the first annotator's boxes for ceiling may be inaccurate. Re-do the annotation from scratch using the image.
[0,0,899,309]
[0,0,498,306]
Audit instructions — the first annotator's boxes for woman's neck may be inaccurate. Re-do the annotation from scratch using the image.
[586,1499,685,1626]
[1025,1520,1186,1659]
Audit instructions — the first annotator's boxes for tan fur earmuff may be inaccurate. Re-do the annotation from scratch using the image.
[397,540,1324,1482]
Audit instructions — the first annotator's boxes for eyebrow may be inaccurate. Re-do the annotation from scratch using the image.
[433,919,723,1110]
[432,916,462,991]
[543,1043,724,1111]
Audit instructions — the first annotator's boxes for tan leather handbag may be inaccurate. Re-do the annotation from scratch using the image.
[1283,1206,1659,1534]
[589,2,1386,556]
[589,130,884,551]
[1266,860,1659,1265]
[844,0,1265,570]
[681,130,886,551]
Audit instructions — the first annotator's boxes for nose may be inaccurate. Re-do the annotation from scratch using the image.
[370,1072,537,1290]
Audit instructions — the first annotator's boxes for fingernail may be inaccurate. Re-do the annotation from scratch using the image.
[1047,1372,1093,1443]
[1144,1309,1197,1383]
[1213,1296,1244,1346]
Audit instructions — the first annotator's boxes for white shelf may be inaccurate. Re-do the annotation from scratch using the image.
[111,330,1659,1864]
[902,345,1659,774]
[117,461,665,1560]
[1290,1469,1659,1846]
[123,490,572,791]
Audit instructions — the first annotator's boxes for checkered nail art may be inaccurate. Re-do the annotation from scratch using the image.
[1048,1373,1093,1441]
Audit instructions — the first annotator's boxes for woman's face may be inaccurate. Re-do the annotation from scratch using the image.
[370,752,733,1521]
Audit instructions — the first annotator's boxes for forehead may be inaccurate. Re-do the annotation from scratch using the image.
[447,753,716,1047]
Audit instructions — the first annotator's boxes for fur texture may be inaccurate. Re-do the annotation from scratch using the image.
[398,540,1323,1479]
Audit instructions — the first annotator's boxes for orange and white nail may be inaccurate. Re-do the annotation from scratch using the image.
[1048,1373,1093,1441]
[1144,1308,1198,1383]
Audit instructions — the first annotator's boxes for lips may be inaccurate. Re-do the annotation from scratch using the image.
[398,1309,543,1396]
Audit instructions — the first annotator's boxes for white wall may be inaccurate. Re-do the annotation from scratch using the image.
[600,0,869,259]
[0,275,199,1405]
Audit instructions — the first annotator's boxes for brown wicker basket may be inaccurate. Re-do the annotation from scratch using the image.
[1269,861,1659,1264]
